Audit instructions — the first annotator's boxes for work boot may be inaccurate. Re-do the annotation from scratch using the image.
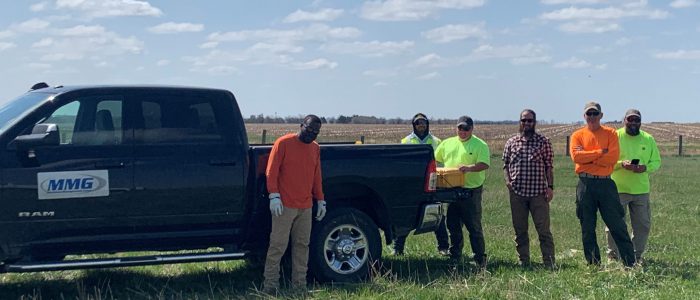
[519,259,532,269]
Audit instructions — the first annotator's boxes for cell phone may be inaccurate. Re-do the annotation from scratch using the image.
[631,159,640,165]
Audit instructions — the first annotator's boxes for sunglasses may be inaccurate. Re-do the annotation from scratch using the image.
[586,111,600,117]
[458,125,472,131]
[626,117,641,123]
[520,119,535,123]
[302,124,320,134]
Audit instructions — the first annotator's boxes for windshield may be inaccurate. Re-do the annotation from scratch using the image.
[0,92,53,134]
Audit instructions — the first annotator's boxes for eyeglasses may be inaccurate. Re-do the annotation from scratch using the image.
[626,117,641,123]
[586,111,600,117]
[520,119,535,123]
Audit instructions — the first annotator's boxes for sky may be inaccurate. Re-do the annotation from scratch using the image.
[0,0,699,123]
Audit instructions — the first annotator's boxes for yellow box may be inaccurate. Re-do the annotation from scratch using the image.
[436,167,464,188]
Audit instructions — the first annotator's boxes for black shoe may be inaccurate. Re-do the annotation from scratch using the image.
[438,249,450,257]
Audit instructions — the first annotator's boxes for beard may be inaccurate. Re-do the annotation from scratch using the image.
[520,127,535,135]
[299,131,318,143]
[626,126,640,136]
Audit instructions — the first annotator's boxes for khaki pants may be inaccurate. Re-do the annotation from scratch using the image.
[606,193,651,260]
[509,191,555,265]
[263,207,312,289]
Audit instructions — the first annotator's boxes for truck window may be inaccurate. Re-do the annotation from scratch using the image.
[42,97,124,146]
[136,98,223,144]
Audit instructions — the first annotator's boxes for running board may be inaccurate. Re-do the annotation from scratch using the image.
[4,251,246,273]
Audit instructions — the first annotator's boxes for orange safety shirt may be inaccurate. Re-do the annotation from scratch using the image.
[266,133,324,209]
[570,125,620,176]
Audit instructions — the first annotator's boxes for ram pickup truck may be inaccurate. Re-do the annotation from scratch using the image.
[0,84,444,282]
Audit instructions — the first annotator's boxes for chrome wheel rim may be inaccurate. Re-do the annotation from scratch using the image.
[323,224,368,274]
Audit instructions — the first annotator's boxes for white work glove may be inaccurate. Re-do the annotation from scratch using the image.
[316,200,327,221]
[269,193,283,217]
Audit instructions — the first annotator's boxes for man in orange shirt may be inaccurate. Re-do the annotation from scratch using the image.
[570,102,636,267]
[263,115,326,293]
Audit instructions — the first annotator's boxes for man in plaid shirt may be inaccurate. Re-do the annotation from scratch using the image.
[502,109,556,269]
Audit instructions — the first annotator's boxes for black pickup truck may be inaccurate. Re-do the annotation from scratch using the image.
[0,84,445,282]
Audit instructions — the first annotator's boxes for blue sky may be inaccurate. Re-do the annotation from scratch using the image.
[1,0,698,122]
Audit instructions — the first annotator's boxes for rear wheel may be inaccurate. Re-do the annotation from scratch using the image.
[309,207,381,282]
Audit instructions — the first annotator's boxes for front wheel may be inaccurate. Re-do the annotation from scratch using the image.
[309,207,382,282]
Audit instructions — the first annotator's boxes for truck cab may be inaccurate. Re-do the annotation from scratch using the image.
[0,84,444,283]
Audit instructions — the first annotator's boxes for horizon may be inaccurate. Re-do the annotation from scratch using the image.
[1,1,699,122]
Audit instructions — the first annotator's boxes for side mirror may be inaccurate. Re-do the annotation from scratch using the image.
[14,123,60,149]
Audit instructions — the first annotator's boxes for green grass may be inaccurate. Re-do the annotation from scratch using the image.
[1,156,699,299]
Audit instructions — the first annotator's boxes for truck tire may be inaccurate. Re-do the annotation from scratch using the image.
[309,207,382,282]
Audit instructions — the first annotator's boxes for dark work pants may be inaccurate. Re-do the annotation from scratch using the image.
[393,217,449,253]
[576,177,636,266]
[509,191,555,264]
[446,187,486,262]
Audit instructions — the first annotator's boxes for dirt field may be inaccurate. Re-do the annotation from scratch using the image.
[246,123,700,156]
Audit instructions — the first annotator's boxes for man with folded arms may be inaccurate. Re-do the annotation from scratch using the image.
[570,102,635,267]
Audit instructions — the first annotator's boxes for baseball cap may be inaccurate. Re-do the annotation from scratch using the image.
[624,109,641,119]
[584,101,601,113]
[456,115,473,128]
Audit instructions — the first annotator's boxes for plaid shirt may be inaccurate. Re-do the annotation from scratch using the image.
[502,132,553,197]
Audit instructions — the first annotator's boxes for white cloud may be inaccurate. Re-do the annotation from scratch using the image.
[203,65,239,75]
[58,25,106,36]
[290,58,338,70]
[554,57,592,68]
[0,30,15,39]
[540,0,607,4]
[410,53,447,67]
[416,72,439,80]
[32,25,144,61]
[670,0,698,8]
[148,22,204,34]
[559,20,621,33]
[30,1,49,12]
[205,24,361,46]
[655,50,700,60]
[616,37,632,46]
[321,40,414,57]
[539,6,669,21]
[466,44,551,65]
[283,8,344,23]
[360,0,485,21]
[249,42,304,54]
[27,62,52,69]
[422,23,487,43]
[11,18,51,32]
[0,42,17,51]
[373,81,388,87]
[56,0,163,18]
[156,59,170,66]
[32,38,54,47]
[595,63,607,70]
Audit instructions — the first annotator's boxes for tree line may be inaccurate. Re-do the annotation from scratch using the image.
[244,114,561,125]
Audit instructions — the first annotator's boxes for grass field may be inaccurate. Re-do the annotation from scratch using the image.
[1,155,698,299]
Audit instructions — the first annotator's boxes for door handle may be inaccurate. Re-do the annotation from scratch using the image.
[95,161,126,169]
[209,159,237,166]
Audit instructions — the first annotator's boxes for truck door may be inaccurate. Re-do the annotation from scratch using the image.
[0,94,133,256]
[129,91,246,246]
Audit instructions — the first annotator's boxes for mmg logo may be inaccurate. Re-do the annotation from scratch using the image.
[48,178,95,192]
[40,174,107,193]
[37,170,110,199]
